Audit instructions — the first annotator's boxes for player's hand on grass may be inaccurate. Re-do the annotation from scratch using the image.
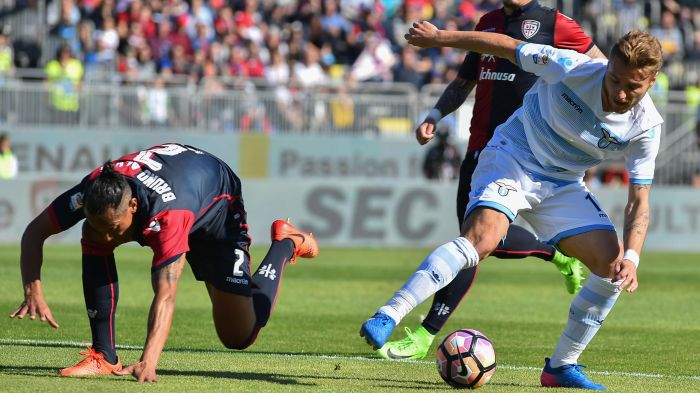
[416,120,437,145]
[10,286,59,328]
[114,361,158,382]
[614,259,638,293]
[405,21,440,48]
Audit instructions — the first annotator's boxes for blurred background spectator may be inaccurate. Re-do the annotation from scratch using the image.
[0,131,18,179]
[422,128,461,181]
[44,44,83,123]
[0,26,15,83]
[0,0,697,88]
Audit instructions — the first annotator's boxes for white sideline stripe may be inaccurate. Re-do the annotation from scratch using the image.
[2,338,699,382]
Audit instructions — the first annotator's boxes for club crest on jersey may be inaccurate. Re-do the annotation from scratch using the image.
[495,181,517,197]
[480,53,496,62]
[522,20,540,39]
[597,126,622,149]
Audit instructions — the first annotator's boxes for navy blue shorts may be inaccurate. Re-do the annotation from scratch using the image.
[186,195,253,296]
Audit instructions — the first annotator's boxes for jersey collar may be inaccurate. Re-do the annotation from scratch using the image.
[505,0,539,17]
[521,0,539,12]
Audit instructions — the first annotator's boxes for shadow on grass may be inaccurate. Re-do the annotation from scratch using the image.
[0,363,538,390]
[158,369,314,385]
[0,365,61,378]
[3,340,376,359]
[0,365,445,389]
[158,368,447,387]
[0,366,311,386]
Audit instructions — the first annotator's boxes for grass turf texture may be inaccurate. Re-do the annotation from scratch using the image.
[0,245,698,392]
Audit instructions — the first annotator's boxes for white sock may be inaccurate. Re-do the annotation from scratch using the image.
[549,273,622,368]
[379,237,479,324]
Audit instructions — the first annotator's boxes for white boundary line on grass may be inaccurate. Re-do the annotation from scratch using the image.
[2,338,699,382]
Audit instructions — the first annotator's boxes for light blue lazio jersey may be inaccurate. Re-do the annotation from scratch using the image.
[494,43,663,184]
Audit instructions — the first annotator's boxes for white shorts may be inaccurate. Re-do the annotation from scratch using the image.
[465,144,616,245]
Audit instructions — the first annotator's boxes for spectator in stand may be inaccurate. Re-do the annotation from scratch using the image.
[615,0,645,40]
[187,0,215,41]
[191,22,211,54]
[138,77,170,126]
[422,128,461,181]
[228,45,250,77]
[330,82,355,131]
[350,31,396,82]
[293,44,328,88]
[48,0,81,52]
[45,45,83,123]
[245,41,266,78]
[95,16,119,65]
[149,19,175,65]
[0,27,13,123]
[238,81,272,134]
[651,11,685,61]
[265,49,290,86]
[133,44,157,80]
[321,0,349,33]
[393,45,428,89]
[170,44,191,75]
[0,27,14,82]
[0,132,18,179]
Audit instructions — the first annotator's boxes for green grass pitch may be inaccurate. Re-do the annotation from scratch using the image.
[1,245,699,392]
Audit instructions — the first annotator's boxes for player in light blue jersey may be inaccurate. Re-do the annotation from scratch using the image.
[361,23,663,390]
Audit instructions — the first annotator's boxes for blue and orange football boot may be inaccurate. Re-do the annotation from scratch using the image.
[360,311,396,350]
[540,357,606,390]
[271,219,319,264]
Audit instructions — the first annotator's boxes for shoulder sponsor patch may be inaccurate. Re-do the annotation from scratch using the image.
[69,192,84,212]
[532,53,549,64]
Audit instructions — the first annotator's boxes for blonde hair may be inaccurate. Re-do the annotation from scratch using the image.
[610,30,664,75]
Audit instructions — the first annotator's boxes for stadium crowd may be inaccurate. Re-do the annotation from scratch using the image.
[1,0,700,90]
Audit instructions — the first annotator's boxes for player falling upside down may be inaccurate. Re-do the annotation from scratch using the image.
[363,23,662,390]
[378,0,608,361]
[10,143,319,382]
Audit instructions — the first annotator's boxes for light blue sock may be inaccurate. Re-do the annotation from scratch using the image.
[379,237,479,324]
[550,273,622,368]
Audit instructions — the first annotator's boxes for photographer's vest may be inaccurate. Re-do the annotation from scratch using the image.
[45,59,83,112]
[0,150,15,179]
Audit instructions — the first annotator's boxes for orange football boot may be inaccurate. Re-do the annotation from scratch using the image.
[271,219,319,264]
[59,345,122,377]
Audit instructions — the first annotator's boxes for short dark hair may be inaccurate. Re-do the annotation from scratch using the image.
[0,132,8,143]
[84,161,131,216]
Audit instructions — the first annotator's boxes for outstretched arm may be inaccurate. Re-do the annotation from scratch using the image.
[406,21,523,64]
[616,184,651,292]
[416,78,477,145]
[10,208,62,328]
[114,255,185,382]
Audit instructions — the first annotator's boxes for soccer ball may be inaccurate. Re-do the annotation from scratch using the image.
[436,329,496,389]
